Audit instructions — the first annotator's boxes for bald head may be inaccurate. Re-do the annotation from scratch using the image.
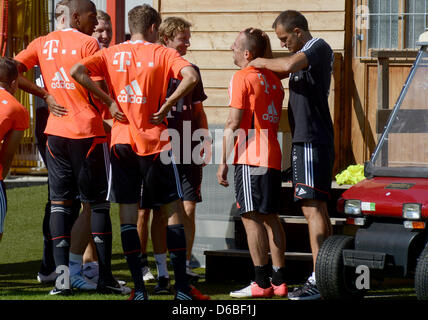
[67,0,98,35]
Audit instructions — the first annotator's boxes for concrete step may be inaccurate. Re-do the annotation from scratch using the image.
[204,249,313,284]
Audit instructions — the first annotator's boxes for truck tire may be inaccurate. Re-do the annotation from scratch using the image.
[415,245,428,300]
[315,235,365,300]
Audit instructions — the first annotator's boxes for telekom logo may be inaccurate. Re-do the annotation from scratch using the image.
[43,40,60,60]
[113,52,132,72]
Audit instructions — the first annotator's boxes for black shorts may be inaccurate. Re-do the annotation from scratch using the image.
[109,144,181,208]
[176,164,203,203]
[291,142,335,202]
[46,135,109,203]
[234,164,281,215]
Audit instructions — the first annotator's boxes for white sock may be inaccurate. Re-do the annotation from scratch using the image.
[69,253,83,277]
[308,272,316,285]
[186,260,190,268]
[154,253,169,278]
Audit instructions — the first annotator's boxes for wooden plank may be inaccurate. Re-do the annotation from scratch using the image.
[189,31,345,51]
[200,69,291,89]
[161,0,345,13]
[185,50,292,70]
[163,12,345,32]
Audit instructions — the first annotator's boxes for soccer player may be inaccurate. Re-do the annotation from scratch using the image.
[92,10,113,50]
[71,4,209,300]
[14,0,127,295]
[217,28,288,298]
[0,58,30,241]
[249,10,335,300]
[145,16,210,293]
[35,0,82,286]
[81,8,114,283]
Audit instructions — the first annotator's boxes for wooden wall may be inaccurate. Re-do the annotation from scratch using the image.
[157,0,348,172]
[350,0,418,166]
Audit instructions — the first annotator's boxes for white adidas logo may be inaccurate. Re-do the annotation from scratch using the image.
[51,67,76,90]
[117,80,147,104]
[297,188,307,196]
[56,239,69,248]
[262,101,279,123]
[93,236,104,244]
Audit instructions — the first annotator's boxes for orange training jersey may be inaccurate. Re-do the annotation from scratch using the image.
[80,40,192,156]
[14,28,105,139]
[228,66,284,170]
[0,88,30,179]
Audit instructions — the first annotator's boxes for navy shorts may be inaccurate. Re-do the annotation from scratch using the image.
[176,164,203,203]
[234,164,281,215]
[291,142,335,202]
[46,135,109,203]
[109,144,182,208]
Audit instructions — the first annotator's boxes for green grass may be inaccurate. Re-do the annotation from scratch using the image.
[0,184,418,300]
[0,184,246,300]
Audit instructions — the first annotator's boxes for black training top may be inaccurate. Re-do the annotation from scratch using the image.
[165,64,207,164]
[288,38,334,145]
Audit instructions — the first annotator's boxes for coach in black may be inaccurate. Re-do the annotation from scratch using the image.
[249,10,335,300]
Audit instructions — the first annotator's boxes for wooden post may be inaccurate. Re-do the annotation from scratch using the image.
[377,55,389,166]
[106,0,125,45]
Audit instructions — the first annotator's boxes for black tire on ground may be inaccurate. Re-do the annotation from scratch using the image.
[315,235,366,300]
[415,245,428,300]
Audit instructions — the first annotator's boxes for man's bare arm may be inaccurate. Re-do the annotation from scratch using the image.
[70,63,126,122]
[0,130,25,179]
[217,108,244,187]
[248,52,309,75]
[15,61,68,117]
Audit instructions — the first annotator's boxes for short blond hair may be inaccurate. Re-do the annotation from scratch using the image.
[159,17,191,45]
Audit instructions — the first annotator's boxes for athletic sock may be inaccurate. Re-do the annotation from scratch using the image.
[154,253,169,278]
[120,224,145,292]
[50,204,73,269]
[166,224,188,292]
[40,201,55,275]
[91,201,113,282]
[254,265,271,289]
[140,253,148,268]
[69,252,83,277]
[271,266,287,286]
[308,272,316,285]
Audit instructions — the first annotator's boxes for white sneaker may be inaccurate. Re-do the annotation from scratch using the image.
[97,279,132,295]
[230,282,274,298]
[70,273,97,291]
[37,272,58,284]
[186,266,201,278]
[142,266,155,282]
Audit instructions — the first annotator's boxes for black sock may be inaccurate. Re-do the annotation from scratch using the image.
[271,266,287,286]
[91,201,113,282]
[40,201,55,275]
[166,224,188,293]
[120,224,145,292]
[254,265,271,289]
[50,204,73,268]
[140,253,148,268]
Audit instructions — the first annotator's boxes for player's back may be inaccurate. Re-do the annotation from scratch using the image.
[15,28,104,139]
[88,40,190,156]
